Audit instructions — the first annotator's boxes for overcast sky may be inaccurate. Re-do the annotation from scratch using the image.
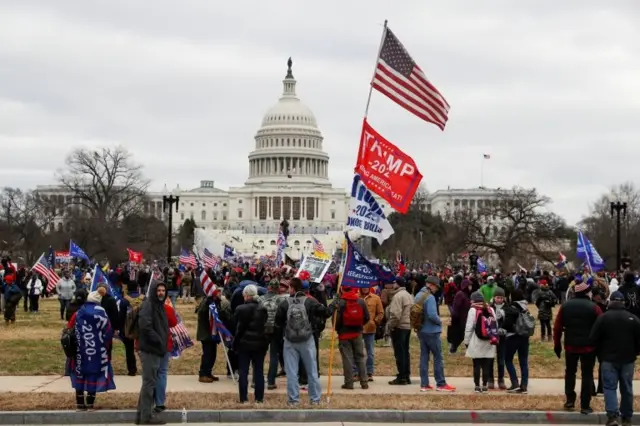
[1,0,638,225]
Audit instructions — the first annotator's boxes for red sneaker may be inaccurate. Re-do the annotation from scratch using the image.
[437,384,456,392]
[420,385,434,392]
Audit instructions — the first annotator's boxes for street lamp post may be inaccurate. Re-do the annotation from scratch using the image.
[610,201,627,272]
[162,184,181,264]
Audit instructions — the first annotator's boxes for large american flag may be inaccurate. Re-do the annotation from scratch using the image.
[202,248,218,270]
[371,27,450,130]
[179,248,197,268]
[32,253,60,293]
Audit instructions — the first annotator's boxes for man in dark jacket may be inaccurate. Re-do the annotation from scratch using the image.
[590,291,640,426]
[233,284,269,403]
[554,281,603,415]
[196,292,219,383]
[136,281,169,425]
[618,272,640,319]
[331,286,370,390]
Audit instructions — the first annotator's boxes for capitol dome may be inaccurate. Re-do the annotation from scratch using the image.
[245,58,331,187]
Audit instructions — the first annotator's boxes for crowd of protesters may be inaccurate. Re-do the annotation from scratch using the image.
[2,253,640,426]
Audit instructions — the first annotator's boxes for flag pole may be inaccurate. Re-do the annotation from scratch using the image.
[218,332,236,385]
[326,232,350,403]
[363,19,388,118]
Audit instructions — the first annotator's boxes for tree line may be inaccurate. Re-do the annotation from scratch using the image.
[1,146,636,270]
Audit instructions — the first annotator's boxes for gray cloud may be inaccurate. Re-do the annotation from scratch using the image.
[1,0,638,225]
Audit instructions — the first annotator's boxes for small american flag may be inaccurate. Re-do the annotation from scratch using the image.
[371,27,450,130]
[202,248,218,269]
[164,302,193,358]
[179,248,197,268]
[209,303,233,346]
[33,253,60,293]
[197,260,216,297]
[312,236,326,256]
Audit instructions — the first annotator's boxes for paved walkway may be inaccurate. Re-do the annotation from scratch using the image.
[0,375,631,395]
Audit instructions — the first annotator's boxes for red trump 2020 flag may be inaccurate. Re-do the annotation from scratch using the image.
[355,119,423,214]
[127,248,143,264]
[371,27,450,130]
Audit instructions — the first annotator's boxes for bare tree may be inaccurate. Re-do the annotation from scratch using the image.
[57,146,150,223]
[451,187,567,266]
[0,187,55,264]
[580,182,640,269]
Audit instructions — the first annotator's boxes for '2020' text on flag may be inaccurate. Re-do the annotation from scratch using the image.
[347,174,394,244]
[355,119,423,213]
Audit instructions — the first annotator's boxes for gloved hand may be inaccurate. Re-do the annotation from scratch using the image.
[554,345,562,359]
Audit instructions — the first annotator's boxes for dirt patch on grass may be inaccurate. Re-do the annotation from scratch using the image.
[0,391,625,411]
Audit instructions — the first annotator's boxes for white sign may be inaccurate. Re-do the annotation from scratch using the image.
[296,256,331,283]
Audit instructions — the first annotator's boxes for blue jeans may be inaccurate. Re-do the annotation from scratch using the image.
[283,337,321,403]
[154,352,170,407]
[352,333,375,376]
[602,361,634,420]
[505,335,529,387]
[168,291,179,308]
[418,331,446,387]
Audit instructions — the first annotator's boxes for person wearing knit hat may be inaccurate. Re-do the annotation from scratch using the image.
[68,285,115,411]
[590,290,640,426]
[554,276,603,414]
[2,273,21,324]
[534,279,558,342]
[465,291,497,393]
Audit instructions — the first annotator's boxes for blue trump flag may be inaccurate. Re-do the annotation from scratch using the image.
[477,258,487,273]
[223,244,235,259]
[90,264,111,294]
[576,230,605,272]
[69,240,90,261]
[341,233,391,288]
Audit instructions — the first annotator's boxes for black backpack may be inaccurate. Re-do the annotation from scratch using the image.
[60,327,77,358]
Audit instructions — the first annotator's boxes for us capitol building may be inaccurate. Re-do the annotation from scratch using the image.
[37,59,503,258]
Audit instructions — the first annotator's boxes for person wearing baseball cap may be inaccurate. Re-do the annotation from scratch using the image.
[554,279,603,414]
[386,275,414,385]
[590,291,640,426]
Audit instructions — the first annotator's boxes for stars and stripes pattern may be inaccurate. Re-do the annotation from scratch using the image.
[202,248,218,269]
[197,258,216,297]
[209,303,233,346]
[371,27,450,130]
[179,248,197,268]
[166,307,194,358]
[32,253,60,293]
[312,236,325,254]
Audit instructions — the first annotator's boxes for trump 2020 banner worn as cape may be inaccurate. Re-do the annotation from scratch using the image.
[355,119,423,213]
[347,174,394,244]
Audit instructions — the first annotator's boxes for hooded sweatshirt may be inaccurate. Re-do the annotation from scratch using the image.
[138,282,172,357]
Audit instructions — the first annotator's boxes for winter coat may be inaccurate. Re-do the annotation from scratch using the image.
[464,305,497,359]
[333,290,369,340]
[26,278,43,296]
[56,278,76,300]
[535,288,557,321]
[451,290,471,328]
[138,282,171,356]
[590,302,640,364]
[387,287,413,331]
[196,296,216,342]
[361,292,384,334]
[233,300,269,353]
[416,287,442,334]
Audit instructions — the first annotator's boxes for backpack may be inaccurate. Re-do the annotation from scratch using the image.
[285,296,313,343]
[259,295,281,334]
[124,305,141,340]
[342,299,365,327]
[409,292,431,332]
[60,327,77,358]
[515,309,536,337]
[474,309,499,345]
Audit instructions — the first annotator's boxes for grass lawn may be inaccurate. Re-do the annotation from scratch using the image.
[0,391,633,411]
[0,298,614,379]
